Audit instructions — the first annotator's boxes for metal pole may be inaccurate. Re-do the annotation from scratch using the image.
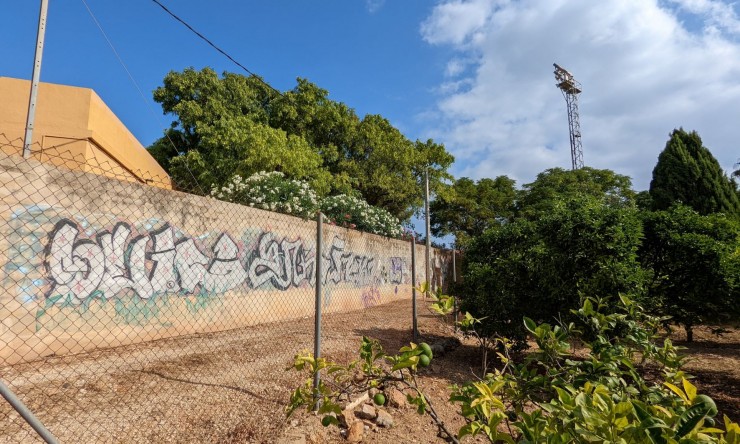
[411,236,418,342]
[0,379,58,444]
[424,168,431,294]
[313,211,323,394]
[23,0,50,159]
[452,243,457,332]
[452,244,457,283]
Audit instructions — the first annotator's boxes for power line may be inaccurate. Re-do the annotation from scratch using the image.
[149,0,283,97]
[80,0,208,196]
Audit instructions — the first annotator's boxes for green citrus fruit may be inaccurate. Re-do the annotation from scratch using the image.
[373,393,386,406]
[418,354,431,367]
[692,394,718,417]
[419,343,433,359]
[321,415,334,427]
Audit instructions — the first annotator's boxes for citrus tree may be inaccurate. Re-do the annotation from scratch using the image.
[640,204,740,342]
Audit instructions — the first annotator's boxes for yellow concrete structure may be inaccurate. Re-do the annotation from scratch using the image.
[0,77,171,188]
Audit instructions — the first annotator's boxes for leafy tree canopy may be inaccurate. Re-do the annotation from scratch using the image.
[649,128,740,217]
[460,195,646,343]
[516,167,636,218]
[429,176,516,245]
[148,67,454,220]
[640,204,740,342]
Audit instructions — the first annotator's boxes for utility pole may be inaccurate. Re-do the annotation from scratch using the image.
[553,63,583,170]
[23,0,50,159]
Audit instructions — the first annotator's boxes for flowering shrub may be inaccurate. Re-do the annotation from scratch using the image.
[211,171,319,219]
[321,194,403,238]
[212,173,404,238]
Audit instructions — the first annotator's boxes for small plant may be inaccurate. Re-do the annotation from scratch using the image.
[427,286,499,375]
[286,337,458,441]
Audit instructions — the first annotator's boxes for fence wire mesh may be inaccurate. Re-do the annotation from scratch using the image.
[0,134,451,443]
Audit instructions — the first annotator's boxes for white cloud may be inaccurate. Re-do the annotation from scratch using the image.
[421,0,740,189]
[668,0,740,34]
[445,58,467,77]
[365,0,386,13]
[420,0,496,45]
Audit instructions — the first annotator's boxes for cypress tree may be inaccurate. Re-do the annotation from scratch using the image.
[649,129,740,217]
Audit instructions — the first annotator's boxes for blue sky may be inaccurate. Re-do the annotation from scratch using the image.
[2,1,448,148]
[3,1,740,201]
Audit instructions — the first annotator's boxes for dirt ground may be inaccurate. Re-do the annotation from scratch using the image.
[1,300,738,444]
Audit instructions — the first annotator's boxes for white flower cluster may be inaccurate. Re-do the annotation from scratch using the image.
[321,194,403,238]
[211,173,403,238]
[210,171,319,219]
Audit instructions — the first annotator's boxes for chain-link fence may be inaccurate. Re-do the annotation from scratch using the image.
[0,134,453,443]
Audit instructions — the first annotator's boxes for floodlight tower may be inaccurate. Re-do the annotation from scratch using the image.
[553,63,583,170]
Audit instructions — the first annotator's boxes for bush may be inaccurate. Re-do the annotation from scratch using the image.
[212,173,404,238]
[460,196,647,345]
[640,204,740,342]
[211,171,319,219]
[449,296,740,443]
[321,194,403,238]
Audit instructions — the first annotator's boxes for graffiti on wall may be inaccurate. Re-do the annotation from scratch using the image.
[40,218,408,306]
[247,232,315,290]
[389,257,406,284]
[325,237,376,287]
[360,286,381,308]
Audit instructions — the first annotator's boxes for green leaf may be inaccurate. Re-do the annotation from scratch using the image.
[524,317,537,334]
[676,403,711,438]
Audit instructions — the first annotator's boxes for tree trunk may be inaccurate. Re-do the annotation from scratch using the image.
[685,325,694,343]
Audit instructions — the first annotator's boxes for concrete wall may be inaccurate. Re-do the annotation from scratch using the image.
[0,77,171,188]
[0,153,448,365]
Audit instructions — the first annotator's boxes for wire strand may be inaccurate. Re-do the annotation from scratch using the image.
[149,0,283,97]
[79,0,208,196]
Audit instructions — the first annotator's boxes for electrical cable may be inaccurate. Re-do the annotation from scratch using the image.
[149,0,283,97]
[80,0,208,196]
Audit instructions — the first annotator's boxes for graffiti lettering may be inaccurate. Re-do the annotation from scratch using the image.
[247,232,315,290]
[361,286,381,308]
[45,220,251,302]
[389,257,405,284]
[324,237,375,287]
[42,218,410,305]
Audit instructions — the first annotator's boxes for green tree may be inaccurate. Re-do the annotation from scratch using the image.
[430,176,516,245]
[148,67,454,220]
[460,196,646,344]
[267,78,358,194]
[649,129,740,217]
[635,190,653,210]
[640,205,740,342]
[169,116,332,194]
[516,167,636,218]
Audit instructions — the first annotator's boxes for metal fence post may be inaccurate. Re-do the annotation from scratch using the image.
[424,169,431,293]
[0,380,58,444]
[411,236,418,342]
[313,211,323,394]
[452,244,458,333]
[23,0,49,159]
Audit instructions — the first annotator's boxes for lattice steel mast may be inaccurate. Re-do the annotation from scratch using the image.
[553,63,583,170]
